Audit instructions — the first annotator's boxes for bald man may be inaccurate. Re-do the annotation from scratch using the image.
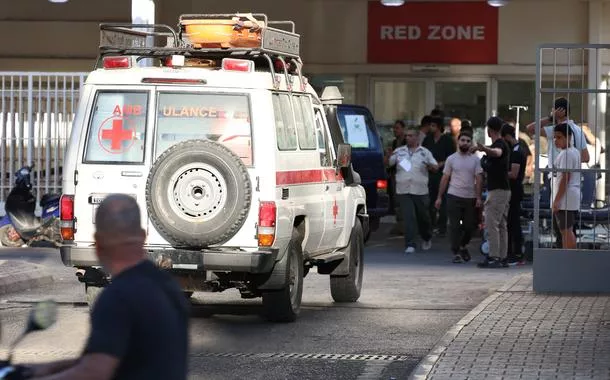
[24,194,190,380]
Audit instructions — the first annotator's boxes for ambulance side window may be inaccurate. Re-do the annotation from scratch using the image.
[272,93,297,151]
[292,95,317,150]
[314,109,332,167]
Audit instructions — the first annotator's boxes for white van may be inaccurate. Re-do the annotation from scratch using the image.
[58,14,368,322]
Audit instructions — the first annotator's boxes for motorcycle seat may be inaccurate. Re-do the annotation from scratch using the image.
[40,193,61,207]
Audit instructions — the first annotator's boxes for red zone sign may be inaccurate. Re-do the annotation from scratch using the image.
[367,1,499,64]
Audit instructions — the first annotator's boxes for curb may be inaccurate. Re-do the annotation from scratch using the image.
[408,274,525,380]
[0,263,53,296]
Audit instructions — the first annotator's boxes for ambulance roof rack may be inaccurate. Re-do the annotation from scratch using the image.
[96,13,302,67]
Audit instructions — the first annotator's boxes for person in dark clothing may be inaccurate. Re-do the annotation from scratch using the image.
[473,117,511,269]
[24,194,190,380]
[501,124,526,265]
[423,116,456,236]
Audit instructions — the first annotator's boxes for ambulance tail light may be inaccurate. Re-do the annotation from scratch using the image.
[102,56,131,69]
[376,179,388,190]
[258,201,276,247]
[60,194,75,241]
[222,58,254,73]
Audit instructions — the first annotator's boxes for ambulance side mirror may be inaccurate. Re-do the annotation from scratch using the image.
[337,143,352,168]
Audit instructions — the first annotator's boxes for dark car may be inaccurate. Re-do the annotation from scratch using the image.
[324,103,388,241]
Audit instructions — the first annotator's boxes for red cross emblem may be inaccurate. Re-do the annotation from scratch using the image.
[97,116,135,154]
[332,198,339,225]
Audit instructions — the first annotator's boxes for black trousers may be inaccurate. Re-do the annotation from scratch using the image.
[507,191,523,260]
[446,194,476,253]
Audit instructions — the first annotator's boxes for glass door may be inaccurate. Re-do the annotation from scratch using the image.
[371,79,427,151]
[434,81,489,144]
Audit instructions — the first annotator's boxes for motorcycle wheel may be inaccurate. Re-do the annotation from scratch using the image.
[0,225,24,247]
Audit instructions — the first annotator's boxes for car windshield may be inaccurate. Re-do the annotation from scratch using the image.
[336,106,379,150]
[155,92,253,165]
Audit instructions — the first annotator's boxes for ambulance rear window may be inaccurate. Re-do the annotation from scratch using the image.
[83,91,148,164]
[155,92,253,166]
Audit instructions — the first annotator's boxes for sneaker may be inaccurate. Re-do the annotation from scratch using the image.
[453,254,464,264]
[422,240,432,251]
[405,247,416,254]
[459,248,471,262]
[507,257,526,266]
[477,257,508,268]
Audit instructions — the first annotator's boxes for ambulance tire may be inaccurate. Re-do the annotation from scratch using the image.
[146,140,252,248]
[262,229,303,323]
[330,219,364,303]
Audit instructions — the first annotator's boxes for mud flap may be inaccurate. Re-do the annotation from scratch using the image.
[257,243,291,290]
[331,214,367,276]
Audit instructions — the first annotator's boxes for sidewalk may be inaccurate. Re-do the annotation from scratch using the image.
[410,273,610,379]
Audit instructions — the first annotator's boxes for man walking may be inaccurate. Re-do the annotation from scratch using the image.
[24,194,190,380]
[501,124,527,265]
[435,131,483,263]
[390,127,439,254]
[423,116,456,237]
[473,117,511,268]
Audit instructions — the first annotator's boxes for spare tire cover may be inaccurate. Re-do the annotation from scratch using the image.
[146,140,252,248]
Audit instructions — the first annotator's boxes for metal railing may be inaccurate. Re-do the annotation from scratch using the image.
[0,72,88,210]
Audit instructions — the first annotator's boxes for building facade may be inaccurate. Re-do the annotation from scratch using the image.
[0,0,609,141]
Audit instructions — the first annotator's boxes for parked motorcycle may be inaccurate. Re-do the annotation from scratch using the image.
[0,300,57,379]
[0,166,61,248]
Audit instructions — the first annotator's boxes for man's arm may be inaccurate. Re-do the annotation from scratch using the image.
[581,146,590,164]
[436,174,450,202]
[477,143,503,158]
[426,150,439,172]
[508,163,521,180]
[526,117,552,137]
[32,354,119,380]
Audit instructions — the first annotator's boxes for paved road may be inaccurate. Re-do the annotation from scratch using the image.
[0,226,529,379]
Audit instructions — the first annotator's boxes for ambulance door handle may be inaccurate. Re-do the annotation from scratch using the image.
[121,171,143,177]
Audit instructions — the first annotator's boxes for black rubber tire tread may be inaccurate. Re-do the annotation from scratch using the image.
[330,219,364,303]
[0,225,24,247]
[262,229,304,323]
[146,140,252,248]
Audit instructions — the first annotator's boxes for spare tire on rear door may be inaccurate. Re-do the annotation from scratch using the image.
[146,140,252,248]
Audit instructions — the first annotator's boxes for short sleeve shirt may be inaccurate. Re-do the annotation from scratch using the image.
[544,120,586,166]
[83,260,190,380]
[510,143,527,196]
[486,138,510,191]
[443,152,483,199]
[552,147,581,210]
[390,145,438,195]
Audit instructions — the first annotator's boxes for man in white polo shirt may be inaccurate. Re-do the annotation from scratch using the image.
[389,127,439,254]
[435,130,483,263]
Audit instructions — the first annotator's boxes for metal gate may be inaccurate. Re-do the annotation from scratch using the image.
[0,72,88,212]
[533,44,610,292]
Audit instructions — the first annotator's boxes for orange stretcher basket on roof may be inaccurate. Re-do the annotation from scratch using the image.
[179,13,264,49]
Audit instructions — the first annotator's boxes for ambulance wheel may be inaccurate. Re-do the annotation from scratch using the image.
[146,140,252,248]
[330,219,364,303]
[262,230,303,323]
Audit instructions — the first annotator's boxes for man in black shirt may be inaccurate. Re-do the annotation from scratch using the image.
[423,116,456,236]
[25,194,190,380]
[502,124,526,265]
[473,117,511,268]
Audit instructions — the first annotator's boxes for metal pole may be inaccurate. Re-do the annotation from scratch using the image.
[509,105,528,136]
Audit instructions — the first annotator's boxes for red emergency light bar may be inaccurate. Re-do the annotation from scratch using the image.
[103,56,131,69]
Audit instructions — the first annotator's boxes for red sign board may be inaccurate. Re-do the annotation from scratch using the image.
[367,1,498,64]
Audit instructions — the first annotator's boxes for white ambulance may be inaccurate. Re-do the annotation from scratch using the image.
[59,13,368,322]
